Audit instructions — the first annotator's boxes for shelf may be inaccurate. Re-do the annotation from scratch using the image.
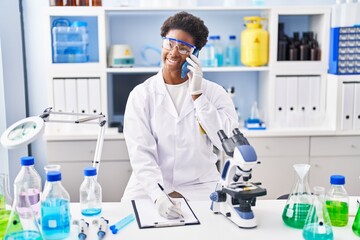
[106,66,269,73]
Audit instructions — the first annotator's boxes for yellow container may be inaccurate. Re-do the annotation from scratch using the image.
[241,16,269,67]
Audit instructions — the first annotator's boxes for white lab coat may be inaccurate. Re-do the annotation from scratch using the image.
[122,70,238,202]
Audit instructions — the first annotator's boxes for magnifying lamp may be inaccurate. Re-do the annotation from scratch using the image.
[1,107,107,174]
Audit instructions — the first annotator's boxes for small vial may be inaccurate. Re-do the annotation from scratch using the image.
[326,175,349,227]
[80,167,102,216]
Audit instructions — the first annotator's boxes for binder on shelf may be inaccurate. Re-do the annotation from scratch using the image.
[353,83,360,129]
[88,78,101,114]
[286,76,298,124]
[53,78,66,112]
[309,76,321,115]
[275,76,287,123]
[64,78,77,113]
[131,198,200,229]
[77,78,89,114]
[341,82,355,130]
[297,76,310,124]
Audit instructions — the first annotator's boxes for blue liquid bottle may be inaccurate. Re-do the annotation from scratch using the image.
[225,35,240,66]
[80,167,102,216]
[41,171,71,240]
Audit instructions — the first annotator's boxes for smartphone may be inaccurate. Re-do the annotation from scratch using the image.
[181,49,200,79]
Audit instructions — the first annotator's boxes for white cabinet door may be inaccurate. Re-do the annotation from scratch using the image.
[46,139,131,201]
[58,160,131,202]
[310,157,360,196]
[248,137,310,199]
[310,136,360,195]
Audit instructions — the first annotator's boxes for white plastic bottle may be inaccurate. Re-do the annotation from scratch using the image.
[225,35,240,66]
[80,167,102,216]
[326,175,349,227]
[13,156,42,219]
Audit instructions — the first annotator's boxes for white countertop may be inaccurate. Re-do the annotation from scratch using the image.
[67,198,360,240]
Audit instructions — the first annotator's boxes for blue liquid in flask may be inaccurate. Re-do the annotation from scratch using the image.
[5,230,42,240]
[303,222,334,240]
[41,199,70,240]
[81,207,101,216]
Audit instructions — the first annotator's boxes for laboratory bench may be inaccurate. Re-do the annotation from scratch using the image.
[66,197,360,240]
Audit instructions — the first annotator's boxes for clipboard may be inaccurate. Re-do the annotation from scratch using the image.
[131,197,200,229]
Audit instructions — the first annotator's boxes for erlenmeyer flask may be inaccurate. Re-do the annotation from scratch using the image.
[282,164,312,229]
[352,176,360,237]
[303,186,333,240]
[4,183,43,240]
[1,173,19,239]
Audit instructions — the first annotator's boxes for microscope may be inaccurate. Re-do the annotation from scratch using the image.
[210,128,266,228]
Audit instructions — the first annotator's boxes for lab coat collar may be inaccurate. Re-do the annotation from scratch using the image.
[156,70,194,120]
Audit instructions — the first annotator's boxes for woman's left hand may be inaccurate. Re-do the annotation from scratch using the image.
[186,54,203,96]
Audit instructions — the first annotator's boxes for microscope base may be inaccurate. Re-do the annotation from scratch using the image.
[211,201,257,228]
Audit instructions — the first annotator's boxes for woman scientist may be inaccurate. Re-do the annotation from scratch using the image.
[122,11,239,219]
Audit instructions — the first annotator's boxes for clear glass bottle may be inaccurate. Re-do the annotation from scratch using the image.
[303,186,333,240]
[282,164,312,229]
[41,171,71,239]
[80,167,102,216]
[213,35,224,67]
[225,35,240,66]
[13,156,42,219]
[325,175,349,227]
[199,36,216,67]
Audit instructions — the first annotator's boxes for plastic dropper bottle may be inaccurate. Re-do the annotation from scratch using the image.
[326,175,349,227]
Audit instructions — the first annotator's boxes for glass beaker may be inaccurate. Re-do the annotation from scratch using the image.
[282,164,312,229]
[0,173,16,238]
[303,186,333,240]
[4,183,43,240]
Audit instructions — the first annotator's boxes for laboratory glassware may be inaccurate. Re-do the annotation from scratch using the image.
[225,35,240,66]
[352,176,360,236]
[13,156,42,220]
[282,164,312,229]
[4,183,43,240]
[80,166,102,216]
[326,175,349,227]
[303,186,333,240]
[0,173,18,239]
[41,171,71,239]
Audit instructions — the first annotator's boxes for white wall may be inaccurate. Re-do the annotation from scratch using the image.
[0,0,28,193]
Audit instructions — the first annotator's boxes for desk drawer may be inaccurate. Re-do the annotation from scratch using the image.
[310,136,360,156]
[248,137,309,157]
[46,139,129,162]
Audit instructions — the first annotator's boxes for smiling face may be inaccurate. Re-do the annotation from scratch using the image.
[161,29,195,84]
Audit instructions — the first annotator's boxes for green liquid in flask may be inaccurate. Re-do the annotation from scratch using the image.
[0,209,23,239]
[325,200,348,227]
[352,207,360,237]
[282,203,311,229]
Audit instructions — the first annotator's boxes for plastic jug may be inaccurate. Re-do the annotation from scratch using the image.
[241,16,269,67]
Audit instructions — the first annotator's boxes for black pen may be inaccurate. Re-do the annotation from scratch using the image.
[157,183,175,205]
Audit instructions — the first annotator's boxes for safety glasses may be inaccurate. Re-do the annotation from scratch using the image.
[162,37,196,55]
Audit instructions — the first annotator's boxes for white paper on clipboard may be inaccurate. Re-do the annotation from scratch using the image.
[131,198,200,229]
